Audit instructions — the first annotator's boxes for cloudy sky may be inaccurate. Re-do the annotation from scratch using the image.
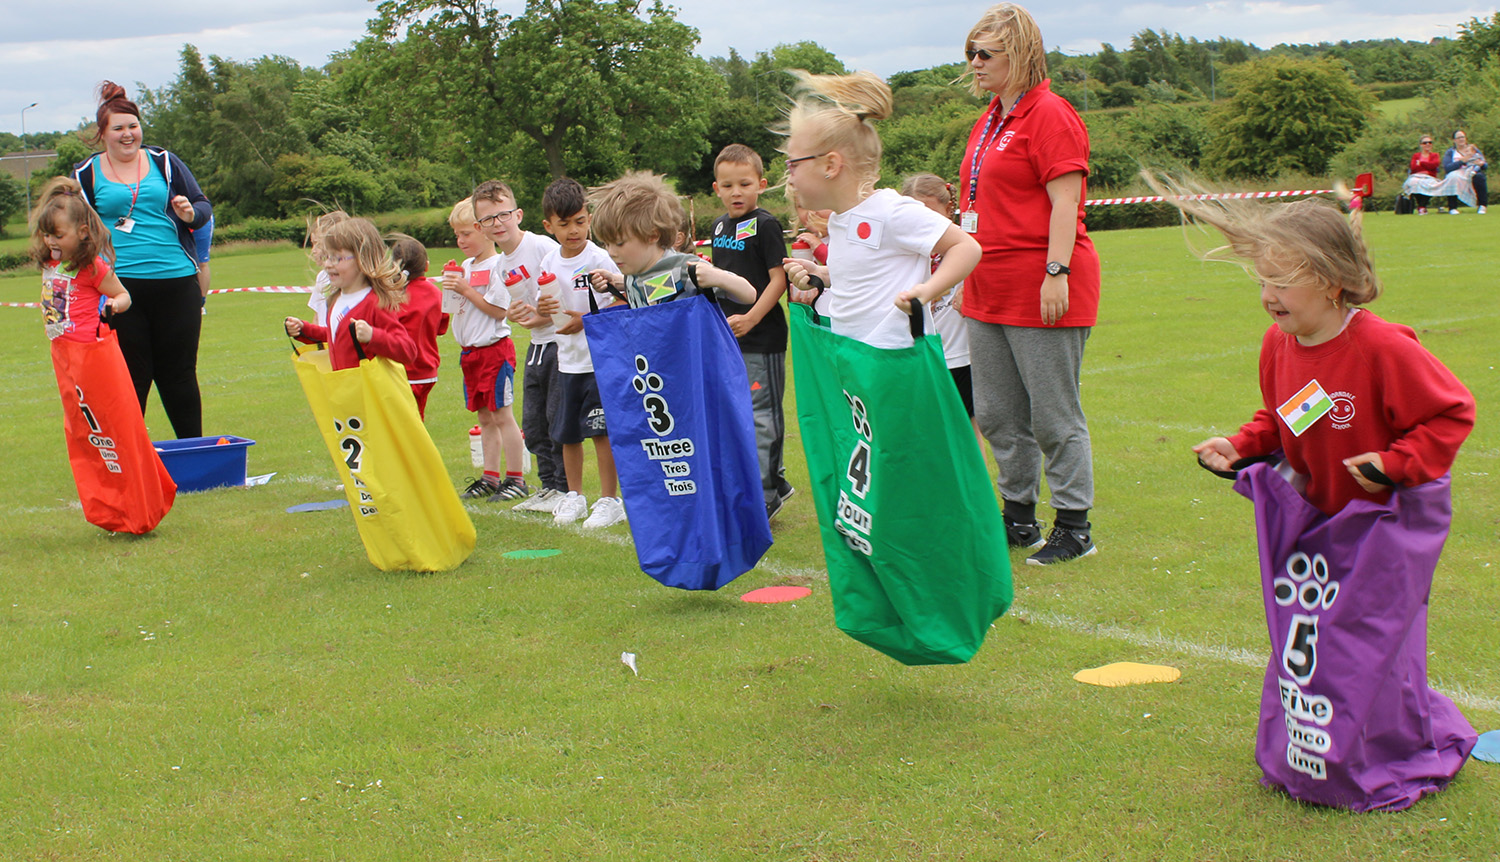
[0,0,1487,135]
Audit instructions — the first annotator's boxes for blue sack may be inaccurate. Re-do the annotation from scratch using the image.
[584,293,773,589]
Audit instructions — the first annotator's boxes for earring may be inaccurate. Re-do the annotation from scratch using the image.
[824,173,833,179]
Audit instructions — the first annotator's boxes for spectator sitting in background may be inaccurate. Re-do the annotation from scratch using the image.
[1441,129,1487,214]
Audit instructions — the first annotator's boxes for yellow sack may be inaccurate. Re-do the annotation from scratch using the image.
[293,347,475,572]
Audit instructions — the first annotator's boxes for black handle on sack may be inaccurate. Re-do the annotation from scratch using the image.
[908,300,925,339]
[349,320,367,362]
[1196,454,1276,480]
[1356,461,1396,486]
[806,274,827,326]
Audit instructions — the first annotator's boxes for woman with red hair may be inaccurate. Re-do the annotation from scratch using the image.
[71,81,213,439]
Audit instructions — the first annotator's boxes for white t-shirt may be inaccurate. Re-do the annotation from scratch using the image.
[542,241,620,374]
[825,189,950,349]
[448,253,509,348]
[328,286,371,331]
[929,269,970,369]
[308,271,331,321]
[498,231,561,346]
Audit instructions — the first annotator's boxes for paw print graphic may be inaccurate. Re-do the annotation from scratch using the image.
[1273,551,1340,612]
[632,355,673,436]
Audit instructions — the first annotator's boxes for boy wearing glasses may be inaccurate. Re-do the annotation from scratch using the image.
[471,180,563,510]
[444,194,529,502]
[709,144,794,520]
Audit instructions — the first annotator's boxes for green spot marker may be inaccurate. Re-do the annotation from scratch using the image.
[503,549,561,560]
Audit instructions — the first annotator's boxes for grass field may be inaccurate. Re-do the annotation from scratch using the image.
[1377,97,1426,121]
[1,213,1496,861]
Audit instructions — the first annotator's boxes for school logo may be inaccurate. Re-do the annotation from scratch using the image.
[996,130,1017,152]
[735,218,757,241]
[1328,391,1356,429]
[714,222,725,236]
[847,216,885,249]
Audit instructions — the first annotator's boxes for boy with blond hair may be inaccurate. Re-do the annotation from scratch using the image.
[470,180,563,511]
[442,196,528,501]
[710,144,793,519]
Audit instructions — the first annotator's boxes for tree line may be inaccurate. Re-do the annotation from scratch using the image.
[7,1,1500,235]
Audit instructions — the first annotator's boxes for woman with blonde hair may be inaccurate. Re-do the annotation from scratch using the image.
[957,3,1101,565]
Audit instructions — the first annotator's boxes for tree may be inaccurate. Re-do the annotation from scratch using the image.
[368,0,716,189]
[0,174,25,235]
[1206,56,1374,178]
[1457,13,1500,68]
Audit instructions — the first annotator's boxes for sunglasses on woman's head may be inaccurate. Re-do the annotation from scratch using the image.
[966,47,996,61]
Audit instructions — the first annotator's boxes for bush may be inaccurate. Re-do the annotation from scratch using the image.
[214,216,306,245]
[0,250,30,272]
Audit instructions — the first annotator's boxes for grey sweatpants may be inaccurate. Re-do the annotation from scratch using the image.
[742,351,790,499]
[967,320,1094,513]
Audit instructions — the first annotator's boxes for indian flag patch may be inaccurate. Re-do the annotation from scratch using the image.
[643,271,677,303]
[1277,379,1333,437]
[735,217,757,241]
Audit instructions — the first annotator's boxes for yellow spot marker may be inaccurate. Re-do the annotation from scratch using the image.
[1073,662,1181,687]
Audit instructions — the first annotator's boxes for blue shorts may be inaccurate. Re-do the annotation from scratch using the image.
[192,216,214,263]
[551,372,607,444]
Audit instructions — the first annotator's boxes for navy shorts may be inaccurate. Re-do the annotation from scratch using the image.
[551,372,608,444]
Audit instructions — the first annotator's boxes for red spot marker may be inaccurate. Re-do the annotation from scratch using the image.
[856,222,872,240]
[741,585,812,604]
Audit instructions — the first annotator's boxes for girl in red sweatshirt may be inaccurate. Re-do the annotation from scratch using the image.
[285,218,415,371]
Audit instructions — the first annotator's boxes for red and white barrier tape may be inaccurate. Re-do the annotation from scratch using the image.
[207,285,314,295]
[1083,189,1335,206]
[5,285,313,310]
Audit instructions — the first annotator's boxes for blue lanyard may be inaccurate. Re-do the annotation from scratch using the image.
[963,92,1024,212]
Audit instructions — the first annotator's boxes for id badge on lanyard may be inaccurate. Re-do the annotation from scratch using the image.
[962,95,1023,234]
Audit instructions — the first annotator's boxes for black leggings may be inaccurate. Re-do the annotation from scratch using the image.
[114,273,203,439]
[1449,172,1489,210]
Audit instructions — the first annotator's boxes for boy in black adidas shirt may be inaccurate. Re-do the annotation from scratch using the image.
[710,144,793,519]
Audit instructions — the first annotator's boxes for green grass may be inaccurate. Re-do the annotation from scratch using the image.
[1,214,1496,860]
[1378,97,1426,121]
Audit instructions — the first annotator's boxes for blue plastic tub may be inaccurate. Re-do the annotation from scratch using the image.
[153,435,256,492]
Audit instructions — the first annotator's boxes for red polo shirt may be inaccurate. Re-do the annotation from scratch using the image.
[959,80,1100,327]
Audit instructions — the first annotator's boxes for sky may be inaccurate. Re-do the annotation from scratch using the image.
[0,0,1489,136]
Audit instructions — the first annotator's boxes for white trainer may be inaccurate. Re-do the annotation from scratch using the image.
[582,496,627,529]
[1479,206,1488,214]
[553,491,588,525]
[515,487,561,513]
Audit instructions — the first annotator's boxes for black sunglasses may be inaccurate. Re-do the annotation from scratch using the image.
[966,47,996,61]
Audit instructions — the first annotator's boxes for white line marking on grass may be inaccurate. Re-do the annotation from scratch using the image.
[1012,606,1263,666]
[469,506,1498,713]
[1084,345,1256,376]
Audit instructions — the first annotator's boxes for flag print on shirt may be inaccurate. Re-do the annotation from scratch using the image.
[847,216,885,249]
[642,270,678,303]
[735,218,757,241]
[1277,379,1334,437]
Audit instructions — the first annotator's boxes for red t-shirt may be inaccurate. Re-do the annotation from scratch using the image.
[959,80,1100,327]
[1226,311,1473,515]
[1410,151,1440,177]
[42,255,112,343]
[397,276,449,382]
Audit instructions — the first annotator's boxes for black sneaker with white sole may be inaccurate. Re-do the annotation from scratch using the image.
[487,477,532,502]
[1005,517,1045,549]
[460,477,498,499]
[1026,523,1097,566]
[766,491,785,521]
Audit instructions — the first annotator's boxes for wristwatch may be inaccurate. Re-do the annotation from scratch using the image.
[1046,261,1070,277]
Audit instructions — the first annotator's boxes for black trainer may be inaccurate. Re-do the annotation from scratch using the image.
[460,477,498,499]
[1026,523,1097,566]
[766,491,786,520]
[486,477,532,502]
[1005,517,1045,549]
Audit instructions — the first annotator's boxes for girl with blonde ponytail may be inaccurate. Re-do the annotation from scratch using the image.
[781,71,981,349]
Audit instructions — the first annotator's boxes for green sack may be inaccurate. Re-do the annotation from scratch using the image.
[789,302,1012,665]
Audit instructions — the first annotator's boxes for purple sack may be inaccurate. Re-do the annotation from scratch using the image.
[1234,462,1475,811]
